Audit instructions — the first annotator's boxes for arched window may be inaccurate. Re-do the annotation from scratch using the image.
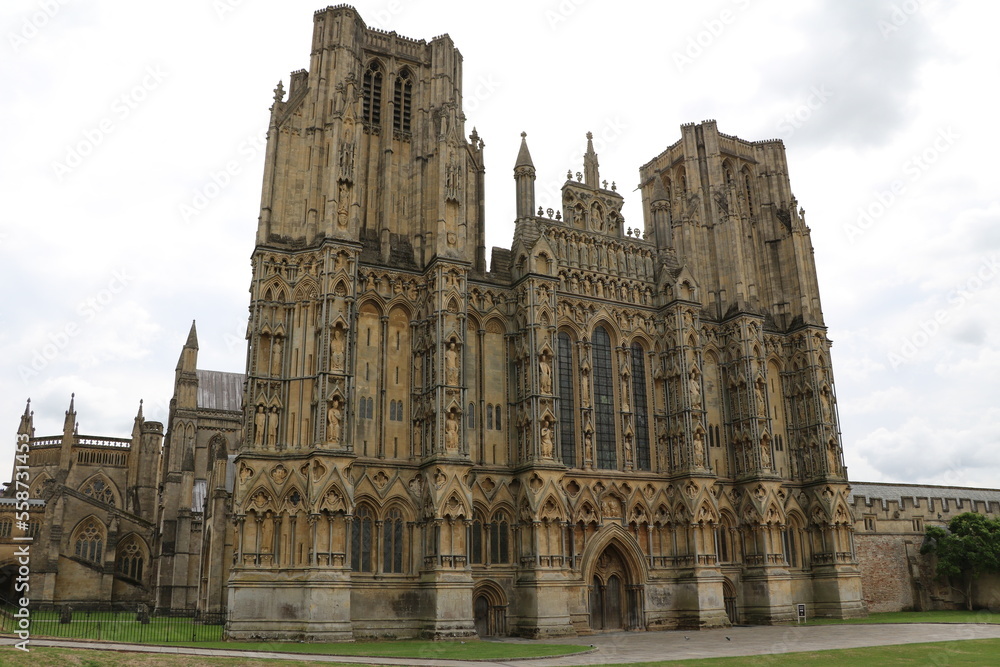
[467,403,476,429]
[592,326,617,469]
[470,510,485,564]
[382,508,405,573]
[557,332,577,466]
[351,505,374,572]
[116,535,145,581]
[82,477,115,506]
[393,69,412,133]
[631,342,650,470]
[743,169,754,213]
[486,404,494,430]
[362,61,383,127]
[73,518,104,564]
[495,405,502,430]
[490,511,510,564]
[367,397,374,419]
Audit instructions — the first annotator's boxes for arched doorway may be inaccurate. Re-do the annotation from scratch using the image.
[589,544,643,631]
[723,578,739,625]
[472,581,508,637]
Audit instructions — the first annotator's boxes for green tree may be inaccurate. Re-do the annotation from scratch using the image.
[921,512,1000,610]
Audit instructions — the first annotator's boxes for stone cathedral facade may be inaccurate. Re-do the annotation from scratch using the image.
[224,5,865,640]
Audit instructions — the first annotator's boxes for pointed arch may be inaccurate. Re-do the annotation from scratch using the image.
[393,67,413,133]
[79,473,119,507]
[592,324,617,469]
[362,59,384,127]
[115,533,148,581]
[71,516,106,564]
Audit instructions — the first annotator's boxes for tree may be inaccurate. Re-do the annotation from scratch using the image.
[921,512,1000,610]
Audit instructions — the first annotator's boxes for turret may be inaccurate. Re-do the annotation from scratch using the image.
[583,131,599,187]
[514,132,536,219]
[174,321,199,411]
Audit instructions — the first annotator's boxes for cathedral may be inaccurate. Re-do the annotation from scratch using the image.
[6,4,869,640]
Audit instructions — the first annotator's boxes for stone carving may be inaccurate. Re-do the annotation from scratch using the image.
[330,326,346,371]
[326,397,343,444]
[266,407,279,447]
[761,439,772,469]
[270,337,283,376]
[445,411,459,452]
[539,354,552,394]
[253,406,266,447]
[445,341,459,385]
[693,430,705,467]
[540,418,554,459]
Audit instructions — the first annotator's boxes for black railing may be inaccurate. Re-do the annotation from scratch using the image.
[0,599,226,643]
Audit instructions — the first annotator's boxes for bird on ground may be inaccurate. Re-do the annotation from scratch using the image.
[725,636,731,641]
[684,636,690,640]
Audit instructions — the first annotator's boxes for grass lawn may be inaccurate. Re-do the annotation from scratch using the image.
[22,610,223,643]
[600,638,1000,666]
[0,647,360,666]
[805,609,1000,626]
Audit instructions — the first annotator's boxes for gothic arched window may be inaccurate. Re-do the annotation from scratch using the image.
[557,332,577,467]
[592,326,617,469]
[362,61,383,128]
[382,507,405,573]
[82,477,115,506]
[490,511,510,564]
[470,510,485,564]
[743,169,754,213]
[486,404,493,430]
[631,342,651,470]
[494,405,502,430]
[73,518,104,564]
[467,403,476,429]
[393,68,413,133]
[351,505,374,572]
[116,535,145,581]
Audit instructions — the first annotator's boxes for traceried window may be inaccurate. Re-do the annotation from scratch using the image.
[467,403,476,429]
[486,405,493,430]
[393,68,413,133]
[351,505,374,572]
[74,518,104,563]
[116,535,144,581]
[470,510,485,564]
[382,508,405,573]
[743,169,754,213]
[362,61,383,127]
[0,520,11,538]
[82,478,115,506]
[557,332,577,466]
[489,511,510,564]
[593,326,617,469]
[631,342,651,470]
[494,405,502,430]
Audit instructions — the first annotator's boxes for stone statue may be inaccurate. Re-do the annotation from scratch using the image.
[266,407,279,448]
[326,399,343,444]
[270,337,283,376]
[756,381,766,416]
[260,515,274,553]
[580,368,591,404]
[539,355,552,394]
[445,411,459,452]
[689,371,702,409]
[330,327,345,371]
[693,430,705,467]
[445,341,459,385]
[540,419,554,459]
[254,406,266,447]
[761,439,772,469]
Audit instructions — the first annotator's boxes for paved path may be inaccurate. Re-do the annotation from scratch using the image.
[4,623,1000,665]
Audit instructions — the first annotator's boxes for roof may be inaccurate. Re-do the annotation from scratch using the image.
[850,481,1000,511]
[196,370,244,412]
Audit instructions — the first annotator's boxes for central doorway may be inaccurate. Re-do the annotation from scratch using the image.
[589,544,642,631]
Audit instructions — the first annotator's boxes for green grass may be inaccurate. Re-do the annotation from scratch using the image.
[597,638,1000,666]
[169,638,588,659]
[15,610,223,643]
[804,609,1000,626]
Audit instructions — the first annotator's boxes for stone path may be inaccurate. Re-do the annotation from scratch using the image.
[4,623,1000,665]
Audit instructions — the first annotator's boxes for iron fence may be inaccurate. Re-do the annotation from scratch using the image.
[0,599,227,643]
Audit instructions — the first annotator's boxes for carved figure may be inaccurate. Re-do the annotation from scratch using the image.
[539,355,552,394]
[326,398,343,444]
[254,406,266,447]
[689,371,702,409]
[445,341,459,385]
[693,430,705,467]
[445,411,459,452]
[266,407,279,447]
[270,337,283,376]
[540,419,554,458]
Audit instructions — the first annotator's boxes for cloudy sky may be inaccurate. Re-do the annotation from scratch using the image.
[2,0,998,488]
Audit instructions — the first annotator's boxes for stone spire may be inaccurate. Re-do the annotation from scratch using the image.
[514,132,536,219]
[17,398,34,439]
[63,393,76,434]
[583,131,599,187]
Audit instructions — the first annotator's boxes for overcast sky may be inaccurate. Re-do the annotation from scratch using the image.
[2,0,998,488]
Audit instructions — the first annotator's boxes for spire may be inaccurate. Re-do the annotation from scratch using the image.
[63,393,77,434]
[135,399,144,421]
[584,131,600,187]
[132,399,144,440]
[515,131,534,170]
[651,174,669,203]
[185,320,199,349]
[17,398,34,438]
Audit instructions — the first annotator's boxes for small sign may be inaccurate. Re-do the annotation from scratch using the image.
[797,604,806,624]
